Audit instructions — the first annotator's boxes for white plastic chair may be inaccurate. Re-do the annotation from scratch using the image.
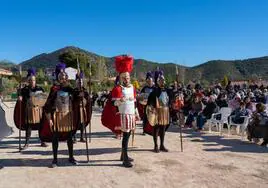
[207,107,232,134]
[227,115,250,140]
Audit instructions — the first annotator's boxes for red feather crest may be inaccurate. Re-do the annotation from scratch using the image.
[115,55,133,73]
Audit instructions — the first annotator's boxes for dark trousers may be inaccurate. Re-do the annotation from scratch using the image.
[122,132,131,160]
[74,123,85,140]
[153,125,166,148]
[196,115,206,129]
[52,131,74,161]
[25,124,45,146]
[80,123,85,139]
[25,124,32,144]
[143,108,148,132]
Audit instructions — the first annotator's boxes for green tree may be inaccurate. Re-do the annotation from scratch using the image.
[36,68,47,84]
[221,75,229,87]
[58,50,98,79]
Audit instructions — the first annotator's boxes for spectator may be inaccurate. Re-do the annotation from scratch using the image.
[196,95,219,130]
[185,96,204,128]
[230,101,249,124]
[247,103,268,147]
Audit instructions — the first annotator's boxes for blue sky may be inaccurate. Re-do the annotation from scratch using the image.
[0,0,267,66]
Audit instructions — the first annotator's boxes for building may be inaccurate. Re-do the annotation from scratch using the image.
[0,68,13,76]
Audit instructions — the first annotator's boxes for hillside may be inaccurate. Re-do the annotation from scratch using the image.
[190,56,268,82]
[19,46,184,82]
[17,46,268,83]
[0,60,16,69]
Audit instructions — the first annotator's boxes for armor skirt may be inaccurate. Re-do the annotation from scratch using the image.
[52,111,74,132]
[157,107,169,126]
[120,114,136,132]
[26,107,43,125]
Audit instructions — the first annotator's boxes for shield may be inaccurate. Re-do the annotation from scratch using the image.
[146,105,157,126]
[14,100,26,130]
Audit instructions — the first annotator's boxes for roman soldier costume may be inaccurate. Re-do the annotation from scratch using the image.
[138,71,155,134]
[14,68,47,150]
[73,71,92,142]
[40,63,77,167]
[102,55,139,168]
[146,70,172,153]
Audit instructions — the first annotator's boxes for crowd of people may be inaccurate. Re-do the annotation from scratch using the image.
[95,70,268,148]
[137,79,268,147]
[13,54,268,169]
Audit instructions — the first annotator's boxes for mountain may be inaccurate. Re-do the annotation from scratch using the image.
[19,46,184,81]
[18,46,268,83]
[190,56,268,83]
[20,46,104,69]
[0,60,16,69]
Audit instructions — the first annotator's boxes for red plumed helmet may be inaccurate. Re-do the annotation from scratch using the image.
[115,55,133,74]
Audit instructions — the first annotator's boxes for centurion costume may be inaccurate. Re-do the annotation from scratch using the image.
[138,71,155,135]
[146,70,171,153]
[40,63,77,167]
[73,71,92,142]
[102,55,139,168]
[14,68,47,150]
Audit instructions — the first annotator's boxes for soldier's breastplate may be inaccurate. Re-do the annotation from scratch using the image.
[26,90,44,124]
[118,86,135,114]
[28,90,44,107]
[145,88,153,95]
[56,91,70,112]
[158,91,169,108]
[144,88,153,100]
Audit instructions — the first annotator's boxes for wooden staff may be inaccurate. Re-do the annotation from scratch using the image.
[77,57,89,162]
[88,60,92,144]
[131,129,135,147]
[176,65,183,152]
[18,66,22,152]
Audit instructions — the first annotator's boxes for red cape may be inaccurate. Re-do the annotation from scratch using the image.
[101,93,121,135]
[14,100,40,131]
[14,100,26,130]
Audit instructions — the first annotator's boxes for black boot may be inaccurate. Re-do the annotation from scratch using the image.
[154,145,160,153]
[22,126,31,150]
[73,135,77,144]
[120,151,134,162]
[160,145,169,152]
[51,134,59,168]
[41,142,48,147]
[122,151,133,168]
[51,159,58,168]
[68,136,77,165]
[80,124,86,142]
[22,143,29,150]
[122,132,133,168]
[261,139,268,147]
[153,125,160,153]
[159,126,168,152]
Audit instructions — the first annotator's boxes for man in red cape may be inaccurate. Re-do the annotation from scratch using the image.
[102,55,139,168]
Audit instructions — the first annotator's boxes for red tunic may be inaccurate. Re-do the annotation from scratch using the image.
[101,85,137,134]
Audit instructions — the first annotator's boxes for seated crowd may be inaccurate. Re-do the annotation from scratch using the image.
[160,81,268,147]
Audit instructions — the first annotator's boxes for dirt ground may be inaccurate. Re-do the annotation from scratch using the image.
[1,108,268,188]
